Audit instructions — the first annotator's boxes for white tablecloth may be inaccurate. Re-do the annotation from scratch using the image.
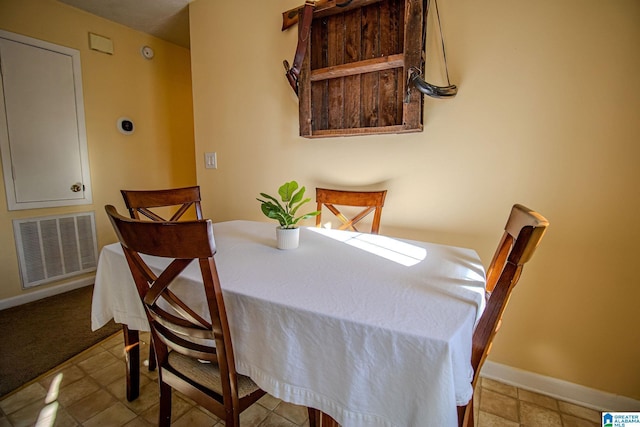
[92,220,486,427]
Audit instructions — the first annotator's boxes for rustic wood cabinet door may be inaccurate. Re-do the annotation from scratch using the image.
[299,0,425,138]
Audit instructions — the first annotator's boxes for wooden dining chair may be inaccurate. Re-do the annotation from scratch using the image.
[315,188,387,234]
[105,205,266,426]
[457,204,549,427]
[119,186,204,401]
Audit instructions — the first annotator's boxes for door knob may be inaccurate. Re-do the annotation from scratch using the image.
[70,183,83,192]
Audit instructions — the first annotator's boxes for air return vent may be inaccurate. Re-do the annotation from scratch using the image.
[13,212,97,288]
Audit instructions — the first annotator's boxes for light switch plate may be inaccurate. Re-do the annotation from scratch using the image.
[205,152,217,169]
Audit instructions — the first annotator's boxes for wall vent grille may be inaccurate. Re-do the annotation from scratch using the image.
[13,212,97,288]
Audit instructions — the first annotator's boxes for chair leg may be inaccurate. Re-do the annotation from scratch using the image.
[122,325,140,401]
[458,399,474,427]
[467,398,475,427]
[147,336,157,371]
[308,408,341,427]
[225,408,240,427]
[159,380,172,427]
[321,412,341,427]
[308,407,320,427]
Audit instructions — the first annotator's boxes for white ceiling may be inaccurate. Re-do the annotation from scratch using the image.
[57,0,191,48]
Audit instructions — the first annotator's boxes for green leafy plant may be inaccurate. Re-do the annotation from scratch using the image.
[257,181,320,229]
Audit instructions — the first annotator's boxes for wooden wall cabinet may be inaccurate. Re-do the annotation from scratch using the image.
[297,0,425,138]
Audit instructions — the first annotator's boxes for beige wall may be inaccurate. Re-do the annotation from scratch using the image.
[190,0,640,400]
[0,0,196,300]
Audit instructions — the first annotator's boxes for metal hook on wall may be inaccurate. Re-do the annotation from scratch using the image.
[406,67,457,101]
[405,0,458,101]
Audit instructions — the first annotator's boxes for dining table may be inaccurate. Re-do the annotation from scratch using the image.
[91,220,486,427]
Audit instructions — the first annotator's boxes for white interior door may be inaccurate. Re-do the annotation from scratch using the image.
[0,30,92,210]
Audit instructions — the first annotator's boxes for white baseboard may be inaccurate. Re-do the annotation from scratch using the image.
[0,276,95,310]
[481,360,640,411]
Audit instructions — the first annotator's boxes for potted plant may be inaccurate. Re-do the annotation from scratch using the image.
[257,181,320,249]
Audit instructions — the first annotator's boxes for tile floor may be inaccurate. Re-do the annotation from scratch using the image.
[0,331,603,427]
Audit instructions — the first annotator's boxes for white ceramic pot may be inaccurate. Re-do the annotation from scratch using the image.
[276,226,300,250]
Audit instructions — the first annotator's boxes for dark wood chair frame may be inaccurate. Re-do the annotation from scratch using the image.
[105,205,266,426]
[315,188,387,234]
[119,186,203,401]
[457,204,549,427]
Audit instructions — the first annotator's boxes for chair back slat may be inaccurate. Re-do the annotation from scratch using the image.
[157,287,212,330]
[458,204,549,427]
[316,188,387,234]
[121,186,203,221]
[152,321,218,361]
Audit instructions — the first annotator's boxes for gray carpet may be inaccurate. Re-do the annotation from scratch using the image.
[0,285,121,398]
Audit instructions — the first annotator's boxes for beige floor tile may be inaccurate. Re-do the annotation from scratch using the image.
[0,383,47,415]
[518,388,559,411]
[65,389,117,422]
[477,410,520,427]
[480,388,520,422]
[238,400,271,426]
[100,333,126,350]
[170,394,200,421]
[519,401,562,427]
[102,333,126,350]
[173,390,197,407]
[171,406,218,427]
[481,378,518,398]
[82,402,137,427]
[139,394,194,425]
[558,400,602,422]
[71,345,106,364]
[273,401,309,425]
[139,404,159,426]
[89,359,127,387]
[140,365,159,382]
[9,402,77,427]
[260,411,301,427]
[122,415,155,427]
[6,399,51,427]
[106,343,127,360]
[42,404,78,427]
[55,376,101,407]
[76,350,120,374]
[258,393,284,411]
[38,364,86,392]
[561,413,600,427]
